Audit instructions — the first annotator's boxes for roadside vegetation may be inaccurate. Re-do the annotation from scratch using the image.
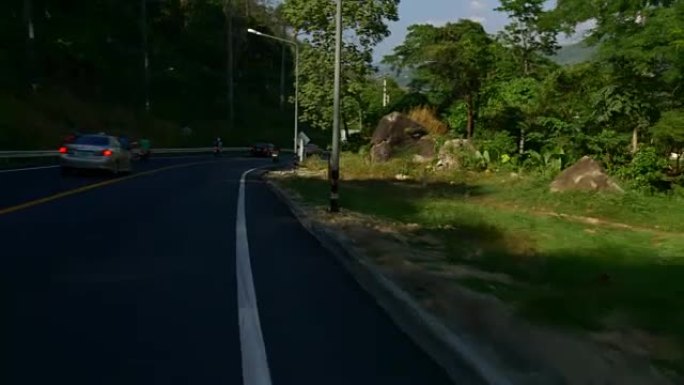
[274,2,684,376]
[276,154,684,375]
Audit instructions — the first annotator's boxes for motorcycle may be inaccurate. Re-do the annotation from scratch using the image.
[139,149,151,161]
[213,146,223,157]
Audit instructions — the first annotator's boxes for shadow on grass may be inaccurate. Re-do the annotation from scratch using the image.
[281,175,492,222]
[279,174,684,370]
[419,223,684,368]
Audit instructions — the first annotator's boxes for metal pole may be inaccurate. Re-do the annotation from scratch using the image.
[23,0,36,91]
[294,43,300,158]
[383,77,387,107]
[225,0,235,132]
[280,45,286,110]
[330,0,342,213]
[141,0,150,112]
[246,29,300,158]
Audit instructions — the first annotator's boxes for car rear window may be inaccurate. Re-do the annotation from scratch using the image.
[74,136,109,146]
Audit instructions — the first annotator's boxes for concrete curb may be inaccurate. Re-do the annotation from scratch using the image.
[263,178,537,385]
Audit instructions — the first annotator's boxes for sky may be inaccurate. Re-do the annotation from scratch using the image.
[373,0,575,62]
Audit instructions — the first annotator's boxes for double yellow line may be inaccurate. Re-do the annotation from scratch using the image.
[0,161,211,216]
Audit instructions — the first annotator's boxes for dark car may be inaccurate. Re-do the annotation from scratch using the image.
[250,143,278,157]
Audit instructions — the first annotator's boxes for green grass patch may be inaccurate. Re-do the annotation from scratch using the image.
[279,156,684,369]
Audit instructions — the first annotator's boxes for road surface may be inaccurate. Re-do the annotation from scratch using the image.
[1,155,463,385]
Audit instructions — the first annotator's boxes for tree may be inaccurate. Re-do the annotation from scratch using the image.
[652,109,684,173]
[281,0,399,137]
[496,0,560,76]
[553,1,684,153]
[384,20,492,140]
[0,0,298,148]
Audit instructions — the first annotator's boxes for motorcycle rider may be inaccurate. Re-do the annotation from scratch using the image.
[213,137,223,155]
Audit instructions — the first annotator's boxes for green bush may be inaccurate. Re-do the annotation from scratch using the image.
[341,133,367,153]
[476,131,517,162]
[617,147,669,192]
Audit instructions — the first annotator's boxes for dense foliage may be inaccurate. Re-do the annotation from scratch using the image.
[384,0,684,191]
[1,0,297,148]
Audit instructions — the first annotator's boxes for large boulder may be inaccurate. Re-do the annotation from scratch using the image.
[550,156,623,193]
[371,112,428,146]
[370,112,434,163]
[370,141,392,163]
[406,136,437,163]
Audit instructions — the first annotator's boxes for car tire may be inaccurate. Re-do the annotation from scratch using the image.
[112,162,120,176]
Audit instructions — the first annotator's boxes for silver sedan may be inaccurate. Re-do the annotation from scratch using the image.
[59,135,133,175]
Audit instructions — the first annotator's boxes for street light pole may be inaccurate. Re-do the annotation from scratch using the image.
[141,0,150,112]
[330,0,342,213]
[247,28,300,157]
[294,42,299,156]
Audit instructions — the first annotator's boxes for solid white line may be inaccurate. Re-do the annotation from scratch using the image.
[0,165,59,174]
[236,168,272,385]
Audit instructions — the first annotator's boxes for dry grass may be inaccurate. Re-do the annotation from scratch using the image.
[407,106,449,136]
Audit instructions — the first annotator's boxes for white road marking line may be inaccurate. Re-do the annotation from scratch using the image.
[236,168,272,385]
[0,165,59,174]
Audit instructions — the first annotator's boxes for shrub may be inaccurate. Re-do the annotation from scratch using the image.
[617,147,669,192]
[341,132,366,153]
[476,131,517,162]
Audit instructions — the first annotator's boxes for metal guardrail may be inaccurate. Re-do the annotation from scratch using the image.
[0,147,254,159]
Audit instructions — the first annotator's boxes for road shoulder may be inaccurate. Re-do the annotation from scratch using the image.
[265,172,677,385]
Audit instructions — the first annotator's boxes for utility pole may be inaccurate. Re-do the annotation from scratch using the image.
[247,28,300,157]
[225,0,235,132]
[23,0,36,91]
[141,0,150,112]
[329,0,342,213]
[280,45,286,110]
[382,77,389,107]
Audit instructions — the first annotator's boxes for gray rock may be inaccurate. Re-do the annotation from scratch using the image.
[550,156,623,193]
[370,112,434,163]
[370,141,392,163]
[437,139,474,170]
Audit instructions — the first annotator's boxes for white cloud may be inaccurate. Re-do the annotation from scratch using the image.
[424,19,448,27]
[559,18,597,44]
[467,16,487,24]
[470,0,485,10]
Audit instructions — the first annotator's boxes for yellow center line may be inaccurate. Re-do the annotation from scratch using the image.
[0,161,213,216]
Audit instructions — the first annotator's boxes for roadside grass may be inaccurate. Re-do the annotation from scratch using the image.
[460,173,684,233]
[278,153,684,370]
[302,153,684,232]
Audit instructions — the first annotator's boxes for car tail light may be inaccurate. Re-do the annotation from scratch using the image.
[102,149,113,157]
[59,146,67,154]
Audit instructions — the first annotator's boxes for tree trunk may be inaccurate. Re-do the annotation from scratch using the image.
[631,126,638,153]
[519,125,526,155]
[465,94,474,140]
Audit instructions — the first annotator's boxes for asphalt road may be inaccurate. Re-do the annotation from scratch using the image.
[1,156,457,385]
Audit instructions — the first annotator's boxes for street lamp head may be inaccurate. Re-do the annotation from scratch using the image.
[247,28,262,35]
